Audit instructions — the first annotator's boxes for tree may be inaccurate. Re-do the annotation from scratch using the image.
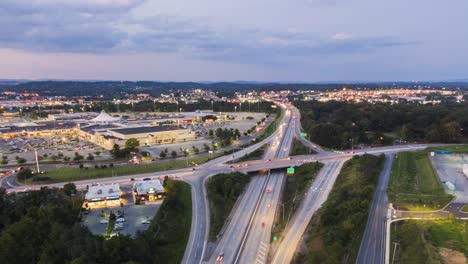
[208,129,214,137]
[159,151,167,158]
[17,157,27,164]
[16,168,33,181]
[171,151,177,158]
[125,138,140,152]
[444,121,462,142]
[63,183,76,196]
[86,153,94,161]
[203,143,210,152]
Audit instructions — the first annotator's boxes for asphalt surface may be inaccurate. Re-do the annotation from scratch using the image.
[356,154,394,264]
[271,159,345,264]
[431,154,468,203]
[206,105,295,264]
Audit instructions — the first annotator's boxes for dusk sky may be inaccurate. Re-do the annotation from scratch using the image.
[1,0,467,82]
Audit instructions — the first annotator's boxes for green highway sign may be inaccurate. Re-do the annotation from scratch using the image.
[287,167,295,174]
[300,132,307,137]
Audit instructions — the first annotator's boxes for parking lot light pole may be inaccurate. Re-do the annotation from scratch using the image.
[35,149,40,173]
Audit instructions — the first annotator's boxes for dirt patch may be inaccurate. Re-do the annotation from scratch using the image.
[438,247,466,264]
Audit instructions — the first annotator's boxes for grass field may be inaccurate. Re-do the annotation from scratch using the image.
[387,151,453,211]
[206,172,250,241]
[293,154,384,264]
[27,153,222,184]
[146,179,192,264]
[290,138,315,156]
[272,162,322,240]
[391,219,468,264]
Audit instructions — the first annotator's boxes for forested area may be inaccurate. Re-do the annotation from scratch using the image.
[295,154,384,264]
[296,100,468,149]
[0,178,191,264]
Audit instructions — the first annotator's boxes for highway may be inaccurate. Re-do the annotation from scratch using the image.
[356,154,394,264]
[206,104,295,264]
[182,102,296,264]
[271,159,345,264]
[236,109,295,264]
[291,107,327,155]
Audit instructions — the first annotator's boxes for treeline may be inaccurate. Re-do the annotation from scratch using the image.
[0,178,191,264]
[295,154,384,263]
[296,100,468,149]
[3,81,466,98]
[7,100,277,116]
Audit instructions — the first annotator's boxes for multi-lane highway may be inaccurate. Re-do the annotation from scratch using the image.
[206,105,295,264]
[356,154,394,264]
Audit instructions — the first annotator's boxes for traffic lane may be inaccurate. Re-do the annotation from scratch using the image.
[272,160,345,264]
[239,172,285,264]
[236,119,294,263]
[356,154,393,264]
[207,175,268,264]
[182,175,209,264]
[272,162,336,264]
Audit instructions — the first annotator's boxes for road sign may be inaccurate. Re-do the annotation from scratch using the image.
[287,167,295,174]
[300,132,307,137]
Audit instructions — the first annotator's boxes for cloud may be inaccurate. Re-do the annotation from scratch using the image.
[0,0,416,63]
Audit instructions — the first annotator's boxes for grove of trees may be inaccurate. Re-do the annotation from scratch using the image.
[296,100,468,149]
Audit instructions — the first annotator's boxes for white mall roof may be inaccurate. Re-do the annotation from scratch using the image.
[91,110,120,123]
[85,183,121,201]
[133,180,164,195]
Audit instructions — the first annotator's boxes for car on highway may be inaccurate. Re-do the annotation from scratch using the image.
[141,219,151,224]
[116,218,125,222]
[143,178,151,181]
[100,220,109,224]
[216,253,224,263]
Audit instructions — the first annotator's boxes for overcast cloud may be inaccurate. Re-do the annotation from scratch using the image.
[0,0,467,81]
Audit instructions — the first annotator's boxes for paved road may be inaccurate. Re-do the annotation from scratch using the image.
[206,104,295,264]
[237,109,295,264]
[356,154,394,264]
[291,107,328,155]
[271,159,346,264]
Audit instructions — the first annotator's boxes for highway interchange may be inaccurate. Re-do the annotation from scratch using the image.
[1,101,451,264]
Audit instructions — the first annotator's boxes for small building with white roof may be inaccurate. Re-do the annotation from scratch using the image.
[84,183,122,208]
[132,179,165,202]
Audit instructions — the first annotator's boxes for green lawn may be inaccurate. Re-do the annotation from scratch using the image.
[145,179,192,264]
[294,154,384,264]
[391,219,468,264]
[26,153,222,184]
[206,172,250,241]
[387,151,453,211]
[290,138,316,156]
[272,162,322,240]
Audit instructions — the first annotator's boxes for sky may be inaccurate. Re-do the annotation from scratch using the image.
[0,0,467,82]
